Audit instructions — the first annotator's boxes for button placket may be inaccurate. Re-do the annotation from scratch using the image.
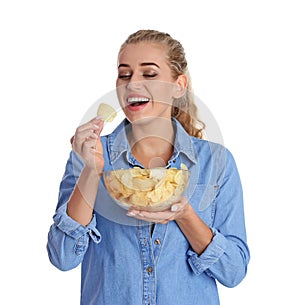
[137,224,156,305]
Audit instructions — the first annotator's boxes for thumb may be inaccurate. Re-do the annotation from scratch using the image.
[170,197,188,212]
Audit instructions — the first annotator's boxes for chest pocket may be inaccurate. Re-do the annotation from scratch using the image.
[189,184,218,226]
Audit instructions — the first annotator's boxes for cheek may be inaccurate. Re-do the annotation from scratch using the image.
[147,82,175,105]
[116,84,126,107]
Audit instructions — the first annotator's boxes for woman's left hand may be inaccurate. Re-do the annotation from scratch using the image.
[126,197,189,224]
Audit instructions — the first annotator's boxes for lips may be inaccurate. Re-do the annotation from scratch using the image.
[127,96,150,107]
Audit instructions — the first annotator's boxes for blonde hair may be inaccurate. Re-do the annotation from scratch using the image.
[119,29,205,139]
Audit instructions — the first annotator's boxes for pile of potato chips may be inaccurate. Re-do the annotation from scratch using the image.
[103,165,189,210]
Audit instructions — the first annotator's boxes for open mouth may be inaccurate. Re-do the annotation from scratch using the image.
[127,97,150,107]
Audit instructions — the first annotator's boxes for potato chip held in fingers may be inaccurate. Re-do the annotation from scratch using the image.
[97,103,117,122]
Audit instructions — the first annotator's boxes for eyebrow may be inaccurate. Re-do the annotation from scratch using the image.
[118,62,160,69]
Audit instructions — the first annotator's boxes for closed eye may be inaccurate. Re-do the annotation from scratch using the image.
[118,74,131,79]
[143,73,157,78]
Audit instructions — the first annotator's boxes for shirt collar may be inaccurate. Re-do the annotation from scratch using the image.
[108,118,197,165]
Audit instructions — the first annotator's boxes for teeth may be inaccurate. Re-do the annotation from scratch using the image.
[128,97,149,103]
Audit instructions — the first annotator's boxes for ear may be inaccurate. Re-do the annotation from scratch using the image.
[173,74,187,99]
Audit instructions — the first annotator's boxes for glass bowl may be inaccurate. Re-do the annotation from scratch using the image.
[103,167,189,212]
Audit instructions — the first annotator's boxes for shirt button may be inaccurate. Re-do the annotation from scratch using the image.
[146,266,153,274]
[154,239,161,245]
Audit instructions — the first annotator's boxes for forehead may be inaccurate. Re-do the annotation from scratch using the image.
[118,42,168,66]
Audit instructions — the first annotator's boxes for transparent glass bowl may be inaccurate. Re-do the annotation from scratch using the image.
[103,167,189,212]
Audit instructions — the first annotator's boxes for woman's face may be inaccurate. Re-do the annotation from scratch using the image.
[116,42,180,123]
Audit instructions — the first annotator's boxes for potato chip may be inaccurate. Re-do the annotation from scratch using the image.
[147,190,161,203]
[119,171,134,189]
[131,167,148,177]
[149,168,167,180]
[132,178,155,191]
[97,103,117,122]
[109,175,123,192]
[129,192,148,206]
[180,163,188,170]
[174,171,183,184]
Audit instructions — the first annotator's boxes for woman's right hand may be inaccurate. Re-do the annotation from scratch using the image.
[71,117,104,175]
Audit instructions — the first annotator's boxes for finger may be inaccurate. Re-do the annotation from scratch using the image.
[170,203,185,212]
[130,210,174,222]
[89,120,104,153]
[71,115,103,142]
[82,139,103,162]
[82,137,99,150]
[73,129,97,152]
[126,198,189,223]
[127,212,167,224]
[76,127,99,139]
[93,117,104,135]
[170,197,188,212]
[170,205,180,212]
[73,120,104,150]
[76,118,103,135]
[81,139,104,173]
[95,137,103,155]
[127,213,174,224]
[82,133,103,155]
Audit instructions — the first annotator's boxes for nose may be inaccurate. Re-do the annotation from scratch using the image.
[127,81,143,91]
[126,74,144,91]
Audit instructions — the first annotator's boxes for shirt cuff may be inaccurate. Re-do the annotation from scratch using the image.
[187,229,226,276]
[53,203,101,244]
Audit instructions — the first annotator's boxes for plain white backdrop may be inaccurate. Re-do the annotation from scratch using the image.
[1,0,299,304]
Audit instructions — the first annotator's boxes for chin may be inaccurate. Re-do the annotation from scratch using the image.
[128,115,172,127]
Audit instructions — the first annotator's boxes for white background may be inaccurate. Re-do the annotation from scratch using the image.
[1,0,299,304]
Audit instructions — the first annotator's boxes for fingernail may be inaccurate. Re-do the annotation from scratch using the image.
[127,211,137,217]
[171,205,179,212]
[93,124,100,129]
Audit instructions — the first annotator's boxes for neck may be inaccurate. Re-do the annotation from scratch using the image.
[127,117,175,167]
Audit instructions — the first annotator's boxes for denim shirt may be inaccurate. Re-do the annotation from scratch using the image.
[47,119,250,305]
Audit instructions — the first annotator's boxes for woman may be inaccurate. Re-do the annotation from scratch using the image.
[47,30,250,305]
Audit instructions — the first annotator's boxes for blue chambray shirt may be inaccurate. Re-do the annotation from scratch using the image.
[47,118,250,305]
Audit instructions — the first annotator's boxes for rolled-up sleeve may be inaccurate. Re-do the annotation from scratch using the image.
[187,230,226,275]
[187,148,250,288]
[47,151,101,271]
[47,204,101,271]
